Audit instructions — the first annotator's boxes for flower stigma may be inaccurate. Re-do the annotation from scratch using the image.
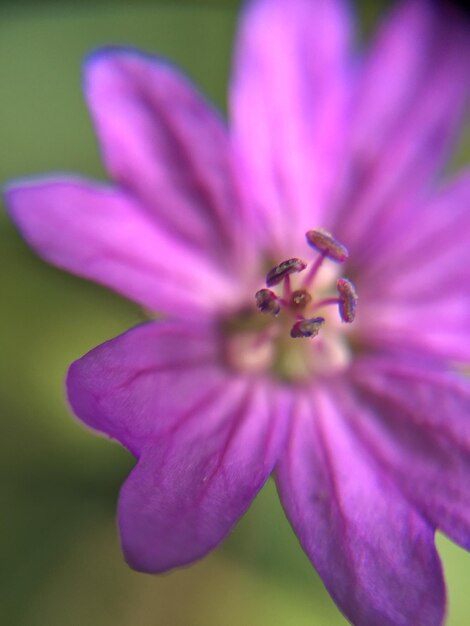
[224,230,358,382]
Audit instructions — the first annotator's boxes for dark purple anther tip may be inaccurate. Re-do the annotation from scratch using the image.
[306,229,349,263]
[290,317,325,339]
[337,277,357,322]
[266,258,307,287]
[255,289,281,316]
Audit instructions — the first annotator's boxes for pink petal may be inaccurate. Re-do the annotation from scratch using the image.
[334,0,470,260]
[276,386,445,626]
[230,0,353,255]
[67,319,225,455]
[84,48,244,264]
[350,356,470,551]
[6,178,236,316]
[67,320,290,571]
[119,382,289,572]
[356,171,470,361]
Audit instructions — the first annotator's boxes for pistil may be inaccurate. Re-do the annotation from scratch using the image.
[290,289,312,310]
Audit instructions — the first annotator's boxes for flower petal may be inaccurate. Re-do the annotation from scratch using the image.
[67,319,290,571]
[84,48,243,264]
[334,0,470,258]
[276,387,445,626]
[356,171,470,361]
[119,380,289,572]
[6,178,236,316]
[230,0,354,254]
[350,355,470,551]
[67,319,226,455]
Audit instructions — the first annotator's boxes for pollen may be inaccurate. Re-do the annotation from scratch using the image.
[290,317,325,339]
[337,277,358,323]
[266,258,307,287]
[255,288,281,316]
[306,229,349,263]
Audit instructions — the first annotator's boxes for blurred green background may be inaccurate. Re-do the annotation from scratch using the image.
[1,1,469,625]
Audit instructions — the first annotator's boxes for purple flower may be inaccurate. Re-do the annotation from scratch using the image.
[5,0,470,624]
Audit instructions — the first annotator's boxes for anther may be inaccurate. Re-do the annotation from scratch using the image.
[290,317,325,339]
[306,229,349,263]
[255,289,281,316]
[337,278,358,323]
[266,258,307,287]
[290,289,312,310]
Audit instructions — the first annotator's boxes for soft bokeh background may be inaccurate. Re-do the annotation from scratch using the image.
[1,1,469,625]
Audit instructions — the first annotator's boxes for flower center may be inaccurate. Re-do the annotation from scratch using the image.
[223,229,358,382]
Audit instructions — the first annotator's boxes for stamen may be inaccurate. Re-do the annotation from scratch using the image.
[337,278,358,323]
[283,274,293,300]
[290,317,325,339]
[290,289,312,310]
[266,258,307,287]
[252,229,357,350]
[255,289,281,316]
[302,252,326,288]
[306,229,349,263]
